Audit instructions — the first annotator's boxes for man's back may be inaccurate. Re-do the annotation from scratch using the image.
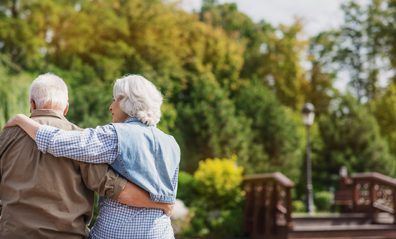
[0,110,124,239]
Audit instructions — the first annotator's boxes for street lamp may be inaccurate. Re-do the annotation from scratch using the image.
[302,103,315,215]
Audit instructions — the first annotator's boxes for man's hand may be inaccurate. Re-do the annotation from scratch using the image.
[117,182,174,216]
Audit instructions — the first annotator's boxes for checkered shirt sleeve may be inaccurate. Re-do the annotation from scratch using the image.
[36,125,119,164]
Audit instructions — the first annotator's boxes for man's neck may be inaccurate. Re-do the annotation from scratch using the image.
[30,109,66,120]
[31,108,64,116]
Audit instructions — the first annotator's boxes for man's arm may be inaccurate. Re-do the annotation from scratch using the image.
[79,163,172,215]
[78,162,126,198]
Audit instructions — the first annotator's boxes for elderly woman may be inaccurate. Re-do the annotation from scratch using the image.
[6,75,180,239]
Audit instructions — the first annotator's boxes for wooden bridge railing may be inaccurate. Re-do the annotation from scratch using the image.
[243,172,294,239]
[335,172,396,224]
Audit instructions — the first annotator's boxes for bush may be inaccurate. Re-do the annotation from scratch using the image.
[177,171,196,207]
[314,191,333,212]
[194,155,244,209]
[292,200,305,213]
[180,156,245,238]
[206,207,244,238]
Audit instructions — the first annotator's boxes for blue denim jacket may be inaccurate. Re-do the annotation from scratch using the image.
[111,118,180,203]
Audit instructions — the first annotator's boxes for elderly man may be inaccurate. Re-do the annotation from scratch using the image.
[0,73,170,239]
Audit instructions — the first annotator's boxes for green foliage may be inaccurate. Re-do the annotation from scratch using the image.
[180,156,244,238]
[204,207,244,239]
[261,22,308,110]
[306,0,396,188]
[157,102,177,134]
[0,65,31,127]
[319,0,389,102]
[307,31,339,116]
[370,82,396,158]
[315,95,394,188]
[201,2,308,109]
[314,191,333,212]
[177,171,196,207]
[292,200,306,213]
[234,80,305,181]
[68,81,113,127]
[387,1,396,68]
[193,156,244,208]
[184,202,244,239]
[175,76,251,171]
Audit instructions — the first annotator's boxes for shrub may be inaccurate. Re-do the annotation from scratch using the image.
[194,155,244,209]
[180,156,245,238]
[314,191,333,212]
[177,171,196,207]
[292,200,305,213]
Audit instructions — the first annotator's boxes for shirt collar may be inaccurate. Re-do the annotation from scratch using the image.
[123,117,157,127]
[123,117,141,123]
[30,109,66,120]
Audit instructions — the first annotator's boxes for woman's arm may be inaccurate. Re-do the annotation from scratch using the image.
[5,114,40,140]
[5,114,118,164]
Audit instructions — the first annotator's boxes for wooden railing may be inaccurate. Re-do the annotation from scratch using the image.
[336,172,396,224]
[243,172,294,239]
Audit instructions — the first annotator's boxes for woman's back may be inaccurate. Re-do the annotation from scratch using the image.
[111,118,180,203]
[90,119,179,239]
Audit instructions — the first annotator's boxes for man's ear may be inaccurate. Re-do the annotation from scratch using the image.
[30,100,36,113]
[63,103,69,116]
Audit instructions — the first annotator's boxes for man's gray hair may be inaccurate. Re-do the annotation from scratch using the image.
[113,75,162,126]
[29,73,68,111]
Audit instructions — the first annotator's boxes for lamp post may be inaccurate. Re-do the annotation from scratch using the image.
[302,103,315,215]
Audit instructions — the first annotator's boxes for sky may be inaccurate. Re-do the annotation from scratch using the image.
[179,0,368,36]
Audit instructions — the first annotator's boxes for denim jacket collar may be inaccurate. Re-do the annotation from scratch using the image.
[123,117,157,127]
[124,117,141,123]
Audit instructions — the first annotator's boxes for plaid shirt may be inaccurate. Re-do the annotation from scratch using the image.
[36,125,175,239]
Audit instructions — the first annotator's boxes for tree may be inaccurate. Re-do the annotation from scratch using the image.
[234,80,305,181]
[335,0,389,102]
[0,1,45,68]
[370,82,396,156]
[381,0,396,73]
[315,95,394,189]
[199,2,308,109]
[174,74,251,172]
[306,31,339,116]
[245,21,308,110]
[0,65,31,126]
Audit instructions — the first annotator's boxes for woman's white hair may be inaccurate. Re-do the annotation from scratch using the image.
[113,75,163,126]
[30,73,68,111]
